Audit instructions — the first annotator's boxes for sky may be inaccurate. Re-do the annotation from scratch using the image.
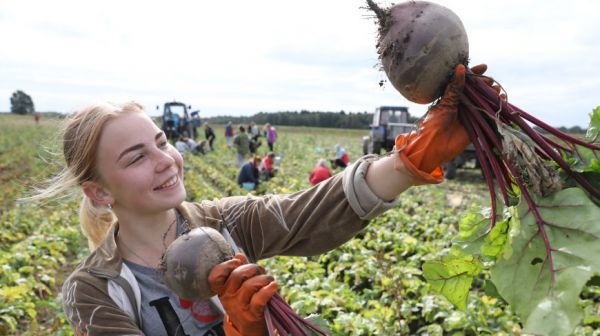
[1,0,599,127]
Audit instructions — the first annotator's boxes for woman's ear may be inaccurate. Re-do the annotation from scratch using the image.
[81,181,113,207]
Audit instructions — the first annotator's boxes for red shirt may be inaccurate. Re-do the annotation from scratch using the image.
[309,166,332,186]
[341,153,349,165]
[262,155,274,172]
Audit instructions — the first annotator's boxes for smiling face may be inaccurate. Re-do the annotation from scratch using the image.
[93,111,186,215]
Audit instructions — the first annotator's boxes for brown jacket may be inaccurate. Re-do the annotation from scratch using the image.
[61,156,398,335]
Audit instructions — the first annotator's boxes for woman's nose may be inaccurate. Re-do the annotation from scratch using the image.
[155,148,176,172]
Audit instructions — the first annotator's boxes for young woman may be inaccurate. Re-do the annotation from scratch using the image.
[36,64,485,336]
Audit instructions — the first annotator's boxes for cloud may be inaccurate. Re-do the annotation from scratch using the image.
[0,0,598,127]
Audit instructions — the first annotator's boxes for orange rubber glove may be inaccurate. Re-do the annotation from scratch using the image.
[208,253,278,336]
[395,64,489,183]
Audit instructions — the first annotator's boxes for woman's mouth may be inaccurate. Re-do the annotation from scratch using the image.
[154,175,179,190]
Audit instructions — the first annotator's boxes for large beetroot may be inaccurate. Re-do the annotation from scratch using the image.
[367,0,469,103]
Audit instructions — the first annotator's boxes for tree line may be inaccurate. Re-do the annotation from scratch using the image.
[5,90,589,133]
[208,110,376,129]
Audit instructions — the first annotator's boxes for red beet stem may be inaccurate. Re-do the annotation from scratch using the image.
[458,110,499,229]
[510,103,600,150]
[461,103,511,206]
[264,293,329,335]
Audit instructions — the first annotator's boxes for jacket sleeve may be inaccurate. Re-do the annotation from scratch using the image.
[191,155,399,262]
[62,275,143,336]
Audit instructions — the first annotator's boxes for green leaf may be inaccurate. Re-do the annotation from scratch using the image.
[482,279,502,299]
[0,284,28,302]
[423,250,484,310]
[452,207,491,255]
[490,188,600,336]
[585,106,600,141]
[304,314,333,335]
[0,314,18,332]
[480,217,511,259]
[453,204,516,262]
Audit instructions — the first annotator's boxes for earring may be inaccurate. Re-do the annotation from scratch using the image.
[107,203,112,210]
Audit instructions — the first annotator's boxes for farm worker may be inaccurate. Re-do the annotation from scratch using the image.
[190,111,201,139]
[260,152,277,180]
[237,156,261,190]
[249,121,260,142]
[204,122,216,151]
[186,137,206,155]
[224,121,234,148]
[309,159,332,185]
[233,126,251,168]
[30,63,485,336]
[332,144,350,169]
[174,135,190,153]
[265,123,278,152]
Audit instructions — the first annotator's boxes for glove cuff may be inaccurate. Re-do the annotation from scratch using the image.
[223,315,242,336]
[223,315,268,336]
[396,151,444,184]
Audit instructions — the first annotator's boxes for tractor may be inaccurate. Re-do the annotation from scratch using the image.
[362,106,416,155]
[157,101,194,140]
[362,105,478,179]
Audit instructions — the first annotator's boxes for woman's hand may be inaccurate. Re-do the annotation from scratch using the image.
[365,64,490,200]
[394,64,490,183]
[208,253,278,336]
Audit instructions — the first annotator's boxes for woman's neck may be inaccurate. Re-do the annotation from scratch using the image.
[115,208,178,267]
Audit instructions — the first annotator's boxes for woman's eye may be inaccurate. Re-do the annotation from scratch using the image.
[159,141,168,148]
[129,155,144,165]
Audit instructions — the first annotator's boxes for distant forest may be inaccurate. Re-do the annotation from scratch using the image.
[207,110,418,129]
[204,110,586,133]
[8,110,586,133]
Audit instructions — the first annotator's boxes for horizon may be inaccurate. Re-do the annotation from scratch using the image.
[0,110,590,130]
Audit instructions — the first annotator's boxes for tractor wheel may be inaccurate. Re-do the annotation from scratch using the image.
[362,137,370,155]
[372,142,382,155]
[444,160,458,179]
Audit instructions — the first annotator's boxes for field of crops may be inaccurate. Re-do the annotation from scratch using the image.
[0,114,598,335]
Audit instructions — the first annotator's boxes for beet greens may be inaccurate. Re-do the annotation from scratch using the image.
[460,72,600,283]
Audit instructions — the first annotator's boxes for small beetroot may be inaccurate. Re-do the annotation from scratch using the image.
[161,227,234,300]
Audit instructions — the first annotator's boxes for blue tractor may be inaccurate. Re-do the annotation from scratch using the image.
[157,101,194,140]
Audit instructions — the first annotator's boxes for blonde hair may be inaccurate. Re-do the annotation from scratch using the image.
[27,101,144,250]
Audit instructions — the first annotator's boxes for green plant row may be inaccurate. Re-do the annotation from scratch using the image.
[0,116,59,212]
[185,154,245,196]
[0,200,85,336]
[184,167,225,201]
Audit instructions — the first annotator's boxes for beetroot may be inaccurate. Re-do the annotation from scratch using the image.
[161,227,234,300]
[367,0,469,103]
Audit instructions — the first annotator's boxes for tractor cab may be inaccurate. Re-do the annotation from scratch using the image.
[158,101,193,140]
[363,106,417,154]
